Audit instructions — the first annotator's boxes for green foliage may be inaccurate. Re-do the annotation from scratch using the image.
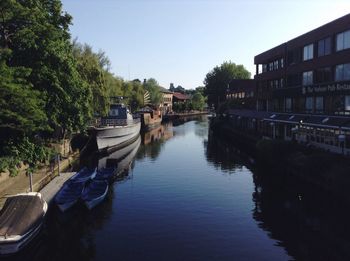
[1,0,91,134]
[128,81,144,111]
[0,157,20,177]
[0,56,48,138]
[73,42,109,116]
[1,137,55,176]
[203,61,251,110]
[144,78,162,106]
[191,92,206,110]
[106,73,123,98]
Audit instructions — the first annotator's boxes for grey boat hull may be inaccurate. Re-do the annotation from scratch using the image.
[94,121,141,152]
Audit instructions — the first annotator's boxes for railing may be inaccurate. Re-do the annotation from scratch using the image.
[91,118,140,127]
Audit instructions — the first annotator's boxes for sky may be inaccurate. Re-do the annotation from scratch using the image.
[61,0,350,89]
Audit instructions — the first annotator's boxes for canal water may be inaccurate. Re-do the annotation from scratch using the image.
[6,116,350,260]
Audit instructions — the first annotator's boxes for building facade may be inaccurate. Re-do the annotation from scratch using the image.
[252,13,350,155]
[159,87,173,115]
[226,79,256,110]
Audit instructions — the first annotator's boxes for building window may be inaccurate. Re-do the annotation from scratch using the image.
[273,60,279,70]
[302,71,313,85]
[316,96,324,112]
[262,64,267,73]
[335,63,350,81]
[345,96,350,111]
[315,67,332,83]
[269,62,273,71]
[280,58,284,68]
[285,98,292,112]
[280,78,284,88]
[305,97,313,112]
[288,49,301,65]
[318,37,331,56]
[336,30,350,51]
[303,44,314,61]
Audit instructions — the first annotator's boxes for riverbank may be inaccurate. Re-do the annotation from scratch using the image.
[0,151,79,208]
[210,117,350,202]
[162,111,209,121]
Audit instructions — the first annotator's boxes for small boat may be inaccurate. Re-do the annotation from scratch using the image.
[55,180,85,212]
[70,167,97,182]
[81,180,109,210]
[0,192,47,255]
[95,167,117,182]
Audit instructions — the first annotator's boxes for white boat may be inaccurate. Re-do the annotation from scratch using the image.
[90,102,141,152]
[0,192,48,255]
[81,180,109,210]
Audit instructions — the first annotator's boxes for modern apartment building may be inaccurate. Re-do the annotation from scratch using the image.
[227,14,350,155]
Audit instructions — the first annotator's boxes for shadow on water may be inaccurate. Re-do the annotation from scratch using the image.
[205,129,254,174]
[207,130,350,261]
[2,120,182,261]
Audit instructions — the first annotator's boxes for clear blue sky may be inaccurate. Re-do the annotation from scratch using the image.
[61,0,350,89]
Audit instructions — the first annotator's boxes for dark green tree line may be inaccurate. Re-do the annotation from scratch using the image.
[0,0,156,175]
[203,61,251,110]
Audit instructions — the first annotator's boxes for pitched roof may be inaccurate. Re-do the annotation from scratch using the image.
[173,92,190,100]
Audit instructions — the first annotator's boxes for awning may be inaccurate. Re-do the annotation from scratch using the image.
[302,115,350,129]
[226,109,272,120]
[264,114,308,124]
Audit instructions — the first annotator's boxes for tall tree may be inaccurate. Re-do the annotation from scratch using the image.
[0,0,91,136]
[203,61,251,110]
[73,42,109,116]
[191,92,206,111]
[0,51,47,149]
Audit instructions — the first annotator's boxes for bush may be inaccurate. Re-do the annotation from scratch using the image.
[1,137,55,176]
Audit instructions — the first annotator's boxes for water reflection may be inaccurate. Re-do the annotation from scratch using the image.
[208,130,350,261]
[137,123,174,161]
[97,135,141,179]
[7,117,349,260]
[205,130,249,173]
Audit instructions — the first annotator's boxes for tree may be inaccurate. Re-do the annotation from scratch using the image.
[143,78,162,106]
[203,61,251,110]
[191,92,206,111]
[73,42,109,116]
[0,0,91,135]
[106,73,123,98]
[0,52,47,147]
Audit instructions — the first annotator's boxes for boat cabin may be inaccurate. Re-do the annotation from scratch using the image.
[108,104,133,120]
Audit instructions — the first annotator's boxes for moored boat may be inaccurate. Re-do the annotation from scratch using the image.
[70,167,97,182]
[81,180,109,210]
[55,180,85,212]
[95,167,117,182]
[137,106,162,131]
[90,100,141,153]
[0,192,47,255]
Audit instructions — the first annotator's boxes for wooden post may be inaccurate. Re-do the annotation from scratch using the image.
[29,172,33,192]
[57,154,61,176]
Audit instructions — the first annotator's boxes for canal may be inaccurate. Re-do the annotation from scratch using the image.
[7,116,350,260]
